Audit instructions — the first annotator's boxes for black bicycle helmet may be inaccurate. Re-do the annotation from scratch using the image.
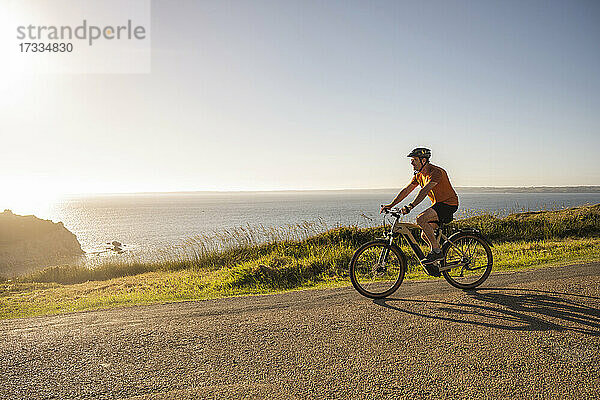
[407,147,431,159]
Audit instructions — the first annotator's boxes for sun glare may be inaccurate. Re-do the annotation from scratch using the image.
[1,181,63,219]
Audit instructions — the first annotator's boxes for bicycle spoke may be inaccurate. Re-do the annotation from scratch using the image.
[447,240,467,258]
[467,238,476,258]
[469,239,479,258]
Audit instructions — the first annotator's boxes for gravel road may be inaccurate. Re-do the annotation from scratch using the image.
[1,263,599,399]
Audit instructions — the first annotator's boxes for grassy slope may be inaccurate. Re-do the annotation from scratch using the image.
[1,204,599,319]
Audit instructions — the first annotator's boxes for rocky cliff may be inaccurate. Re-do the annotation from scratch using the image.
[0,210,84,277]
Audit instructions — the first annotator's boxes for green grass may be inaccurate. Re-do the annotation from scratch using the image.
[1,204,599,320]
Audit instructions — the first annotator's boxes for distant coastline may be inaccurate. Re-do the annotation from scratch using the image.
[455,186,600,193]
[65,186,600,197]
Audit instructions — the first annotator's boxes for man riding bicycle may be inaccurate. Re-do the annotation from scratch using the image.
[381,147,459,274]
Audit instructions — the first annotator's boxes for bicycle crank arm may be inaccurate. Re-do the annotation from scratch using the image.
[438,262,467,272]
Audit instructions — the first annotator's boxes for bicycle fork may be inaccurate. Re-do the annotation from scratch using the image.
[378,246,389,265]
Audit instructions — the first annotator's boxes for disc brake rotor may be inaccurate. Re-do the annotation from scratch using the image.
[372,263,387,275]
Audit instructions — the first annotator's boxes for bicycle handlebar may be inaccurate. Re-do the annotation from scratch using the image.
[380,205,403,218]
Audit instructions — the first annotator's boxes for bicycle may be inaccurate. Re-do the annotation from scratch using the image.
[349,207,493,298]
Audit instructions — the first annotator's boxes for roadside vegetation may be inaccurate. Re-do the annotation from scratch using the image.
[1,204,599,319]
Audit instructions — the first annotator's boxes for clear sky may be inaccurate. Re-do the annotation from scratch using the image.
[1,0,599,209]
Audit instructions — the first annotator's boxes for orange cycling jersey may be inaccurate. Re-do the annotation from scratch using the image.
[410,164,459,206]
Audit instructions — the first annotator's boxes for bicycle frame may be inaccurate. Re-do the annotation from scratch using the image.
[390,219,435,260]
[383,212,472,272]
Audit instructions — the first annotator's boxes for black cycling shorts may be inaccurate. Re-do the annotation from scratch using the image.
[431,202,458,224]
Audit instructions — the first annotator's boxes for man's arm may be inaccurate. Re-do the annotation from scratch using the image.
[409,181,437,208]
[382,182,418,211]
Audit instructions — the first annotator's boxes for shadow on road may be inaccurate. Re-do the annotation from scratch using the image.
[373,288,600,336]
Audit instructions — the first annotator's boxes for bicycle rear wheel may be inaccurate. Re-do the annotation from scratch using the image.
[441,233,493,290]
[349,240,406,299]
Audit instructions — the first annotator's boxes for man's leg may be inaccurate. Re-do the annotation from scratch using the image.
[420,230,430,248]
[416,208,441,251]
[420,223,439,248]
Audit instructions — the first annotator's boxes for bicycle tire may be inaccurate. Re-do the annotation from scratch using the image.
[441,233,493,290]
[349,240,406,299]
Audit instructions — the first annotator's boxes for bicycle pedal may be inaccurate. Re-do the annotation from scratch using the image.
[423,264,441,277]
[438,264,452,272]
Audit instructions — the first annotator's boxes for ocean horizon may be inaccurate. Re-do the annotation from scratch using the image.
[50,185,600,196]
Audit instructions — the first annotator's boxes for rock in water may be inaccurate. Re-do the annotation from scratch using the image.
[0,210,84,277]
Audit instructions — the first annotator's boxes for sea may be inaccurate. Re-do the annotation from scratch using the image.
[31,190,600,256]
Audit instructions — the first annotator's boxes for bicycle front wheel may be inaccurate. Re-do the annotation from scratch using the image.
[349,240,406,299]
[441,233,493,290]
